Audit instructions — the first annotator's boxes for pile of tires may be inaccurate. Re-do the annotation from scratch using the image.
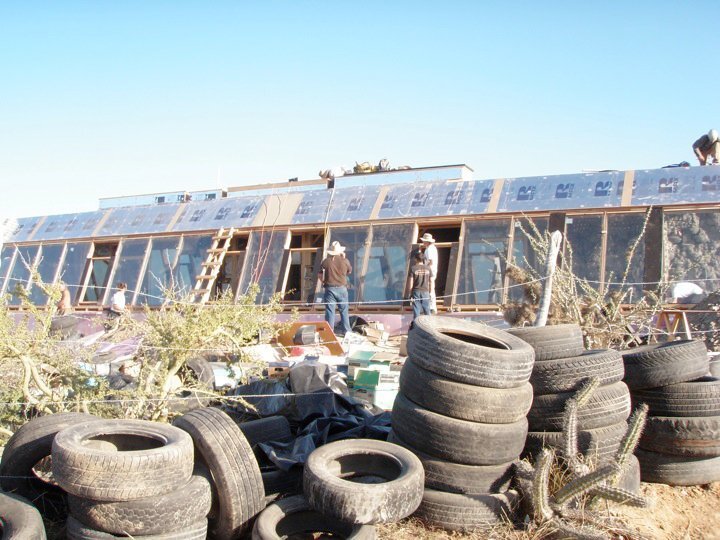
[0,492,47,539]
[509,324,639,489]
[252,438,423,539]
[621,340,720,486]
[389,316,534,532]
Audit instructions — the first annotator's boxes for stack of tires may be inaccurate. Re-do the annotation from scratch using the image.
[252,438,424,539]
[389,316,535,532]
[509,324,638,487]
[621,340,720,486]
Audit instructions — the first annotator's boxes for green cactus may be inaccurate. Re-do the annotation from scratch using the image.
[533,448,555,522]
[574,377,601,408]
[614,403,648,470]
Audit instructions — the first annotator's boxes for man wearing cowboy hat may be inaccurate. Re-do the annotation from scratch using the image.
[319,240,353,335]
[693,129,720,165]
[419,232,438,314]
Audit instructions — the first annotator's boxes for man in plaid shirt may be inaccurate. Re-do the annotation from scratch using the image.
[406,250,431,322]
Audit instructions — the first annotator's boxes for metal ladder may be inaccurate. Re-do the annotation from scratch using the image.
[191,227,235,303]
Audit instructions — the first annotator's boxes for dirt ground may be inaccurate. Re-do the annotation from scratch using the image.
[377,482,720,540]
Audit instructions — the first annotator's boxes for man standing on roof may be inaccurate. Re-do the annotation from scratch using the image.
[693,129,720,165]
[419,232,438,314]
[406,250,431,323]
[319,241,352,336]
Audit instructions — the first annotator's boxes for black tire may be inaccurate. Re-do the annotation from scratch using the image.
[639,416,720,458]
[0,412,97,519]
[524,420,628,463]
[399,358,533,423]
[412,488,519,533]
[173,407,265,540]
[620,340,709,390]
[261,466,302,498]
[52,419,194,502]
[391,393,528,466]
[50,315,81,339]
[239,416,293,447]
[251,495,375,540]
[67,473,211,536]
[303,438,424,525]
[65,516,207,539]
[406,316,535,389]
[167,357,216,413]
[388,431,514,494]
[527,381,631,431]
[631,376,720,417]
[530,349,625,394]
[635,449,720,486]
[507,323,584,361]
[0,492,47,539]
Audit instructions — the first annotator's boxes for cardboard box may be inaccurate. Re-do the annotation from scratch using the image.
[351,369,400,410]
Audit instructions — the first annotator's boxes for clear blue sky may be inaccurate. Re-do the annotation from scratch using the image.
[1,1,718,220]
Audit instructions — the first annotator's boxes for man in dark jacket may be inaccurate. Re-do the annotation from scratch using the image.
[693,129,719,165]
[319,241,352,335]
[406,250,431,321]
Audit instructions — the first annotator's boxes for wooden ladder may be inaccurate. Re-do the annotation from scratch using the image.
[192,227,235,303]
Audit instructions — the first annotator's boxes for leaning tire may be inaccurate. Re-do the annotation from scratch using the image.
[173,407,265,540]
[303,438,424,524]
[530,349,624,394]
[406,316,535,389]
[67,473,211,536]
[239,416,293,447]
[527,381,631,431]
[392,393,528,466]
[620,340,709,390]
[639,416,720,457]
[388,431,514,494]
[0,492,47,539]
[52,419,194,502]
[167,357,216,413]
[636,449,720,486]
[507,323,584,361]
[631,377,720,417]
[399,358,533,423]
[524,420,628,463]
[65,516,207,539]
[251,495,375,540]
[412,488,519,533]
[0,412,97,519]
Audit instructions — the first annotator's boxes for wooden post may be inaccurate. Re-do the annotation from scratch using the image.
[535,230,563,327]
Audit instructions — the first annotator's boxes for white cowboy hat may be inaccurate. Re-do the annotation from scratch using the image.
[327,241,346,256]
[419,233,435,243]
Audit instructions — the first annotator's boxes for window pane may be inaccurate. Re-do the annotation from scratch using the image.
[57,243,90,304]
[174,235,212,297]
[139,237,180,306]
[664,210,720,297]
[328,227,369,303]
[84,259,111,302]
[606,213,646,303]
[106,239,149,305]
[0,246,15,294]
[457,220,510,304]
[565,215,603,285]
[7,246,39,305]
[508,217,548,302]
[238,231,287,304]
[363,224,413,304]
[28,244,64,305]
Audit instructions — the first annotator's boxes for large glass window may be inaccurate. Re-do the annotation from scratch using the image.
[327,227,369,303]
[57,243,90,305]
[138,237,180,306]
[664,210,720,296]
[83,244,117,303]
[362,224,414,305]
[565,215,603,285]
[508,217,548,302]
[0,246,15,294]
[174,235,212,297]
[103,239,148,305]
[28,244,64,305]
[238,231,288,304]
[457,220,510,304]
[7,246,40,305]
[606,213,646,302]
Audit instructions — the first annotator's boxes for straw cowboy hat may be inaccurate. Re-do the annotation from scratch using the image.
[419,233,436,243]
[327,241,346,256]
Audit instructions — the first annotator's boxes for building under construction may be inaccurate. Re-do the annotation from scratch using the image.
[1,164,719,316]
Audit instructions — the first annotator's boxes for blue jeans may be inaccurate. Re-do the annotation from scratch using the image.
[411,290,431,320]
[324,286,352,335]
